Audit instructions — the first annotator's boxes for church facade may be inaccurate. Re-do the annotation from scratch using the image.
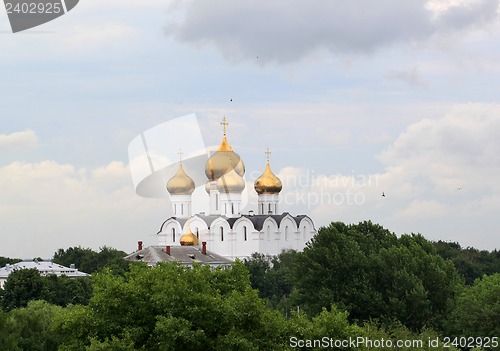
[157,118,316,260]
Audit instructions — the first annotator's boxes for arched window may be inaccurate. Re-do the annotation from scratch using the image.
[174,204,177,215]
[181,204,184,216]
[220,227,224,241]
[267,225,271,241]
[231,203,234,214]
[285,226,289,241]
[261,203,264,214]
[243,226,247,241]
[195,227,199,239]
[303,226,307,240]
[172,228,176,242]
[268,203,271,213]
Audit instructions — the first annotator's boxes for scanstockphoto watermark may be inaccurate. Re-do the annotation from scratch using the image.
[3,0,79,33]
[289,336,424,349]
[289,336,499,349]
[249,169,380,208]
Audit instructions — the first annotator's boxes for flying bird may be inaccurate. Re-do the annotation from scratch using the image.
[382,192,386,197]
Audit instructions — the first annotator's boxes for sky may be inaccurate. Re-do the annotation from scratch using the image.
[1,0,500,259]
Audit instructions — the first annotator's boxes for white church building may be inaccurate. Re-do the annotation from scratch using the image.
[157,117,316,261]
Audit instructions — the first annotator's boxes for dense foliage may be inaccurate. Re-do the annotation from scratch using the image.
[0,262,462,351]
[52,246,130,275]
[433,241,500,284]
[291,222,464,330]
[1,268,92,311]
[0,256,21,268]
[447,273,500,339]
[0,223,497,350]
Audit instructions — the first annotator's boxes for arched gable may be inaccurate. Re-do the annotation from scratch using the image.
[157,218,184,246]
[158,218,183,235]
[210,217,231,240]
[278,214,298,233]
[232,216,256,233]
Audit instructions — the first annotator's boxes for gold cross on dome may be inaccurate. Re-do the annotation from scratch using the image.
[221,117,228,137]
[178,148,183,162]
[265,148,271,163]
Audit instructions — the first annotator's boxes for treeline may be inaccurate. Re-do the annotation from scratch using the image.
[0,261,461,351]
[0,222,498,350]
[433,241,500,284]
[0,246,129,312]
[244,221,500,343]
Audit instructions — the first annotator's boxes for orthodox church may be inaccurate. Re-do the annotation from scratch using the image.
[157,118,316,260]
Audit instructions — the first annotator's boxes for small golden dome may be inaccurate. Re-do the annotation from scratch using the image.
[254,162,282,194]
[180,227,199,246]
[217,168,246,193]
[167,163,195,195]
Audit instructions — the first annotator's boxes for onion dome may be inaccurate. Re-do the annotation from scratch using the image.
[205,136,241,181]
[254,153,282,194]
[180,227,199,246]
[205,117,244,181]
[217,168,246,194]
[167,163,195,195]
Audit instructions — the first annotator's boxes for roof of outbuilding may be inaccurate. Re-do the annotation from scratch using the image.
[124,246,233,266]
[0,261,89,279]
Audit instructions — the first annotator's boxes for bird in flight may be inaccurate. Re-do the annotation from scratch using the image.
[382,192,386,197]
[230,98,232,102]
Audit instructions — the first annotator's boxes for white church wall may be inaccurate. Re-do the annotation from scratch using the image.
[158,219,183,246]
[232,217,258,259]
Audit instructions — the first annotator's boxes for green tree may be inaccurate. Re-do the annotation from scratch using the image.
[2,268,46,311]
[0,256,21,267]
[244,250,298,312]
[54,262,291,351]
[291,221,463,330]
[52,246,129,274]
[434,241,500,284]
[448,273,500,340]
[8,300,63,351]
[0,309,20,351]
[43,275,92,306]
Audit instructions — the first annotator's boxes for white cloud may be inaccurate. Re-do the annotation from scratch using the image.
[165,0,500,63]
[0,160,167,259]
[272,104,500,249]
[0,130,38,151]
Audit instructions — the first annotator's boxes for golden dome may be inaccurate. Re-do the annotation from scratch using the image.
[254,162,282,195]
[180,227,199,246]
[217,168,246,193]
[205,136,241,181]
[167,163,195,195]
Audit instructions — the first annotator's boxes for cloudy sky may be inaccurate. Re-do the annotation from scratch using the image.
[1,0,500,258]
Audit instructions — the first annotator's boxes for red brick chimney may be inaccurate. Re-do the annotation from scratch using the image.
[138,241,143,251]
[202,242,207,255]
[166,245,171,255]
